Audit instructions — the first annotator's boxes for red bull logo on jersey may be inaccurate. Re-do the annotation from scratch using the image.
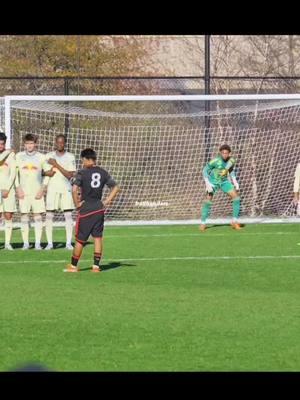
[22,163,38,171]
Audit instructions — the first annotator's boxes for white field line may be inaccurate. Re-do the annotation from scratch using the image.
[102,232,298,238]
[0,255,300,265]
[1,231,298,239]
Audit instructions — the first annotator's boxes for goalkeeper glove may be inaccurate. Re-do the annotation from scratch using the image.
[220,169,228,177]
[204,178,214,193]
[231,177,239,191]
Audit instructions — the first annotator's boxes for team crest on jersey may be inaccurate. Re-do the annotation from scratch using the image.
[22,163,38,171]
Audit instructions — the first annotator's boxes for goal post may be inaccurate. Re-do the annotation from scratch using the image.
[2,94,300,226]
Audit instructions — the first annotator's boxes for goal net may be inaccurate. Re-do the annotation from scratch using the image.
[2,95,300,225]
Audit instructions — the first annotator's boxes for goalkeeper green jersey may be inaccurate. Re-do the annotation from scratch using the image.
[16,151,51,195]
[203,155,236,185]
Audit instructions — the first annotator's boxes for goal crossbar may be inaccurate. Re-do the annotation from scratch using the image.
[5,94,300,101]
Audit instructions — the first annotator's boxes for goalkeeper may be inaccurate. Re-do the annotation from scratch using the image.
[200,144,242,231]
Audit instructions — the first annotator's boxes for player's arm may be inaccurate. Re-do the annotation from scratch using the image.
[71,170,84,208]
[15,154,25,199]
[229,168,239,191]
[102,175,120,208]
[0,149,12,165]
[35,157,53,199]
[72,184,84,208]
[43,169,56,177]
[293,163,300,204]
[47,157,75,180]
[202,159,217,192]
[1,153,16,198]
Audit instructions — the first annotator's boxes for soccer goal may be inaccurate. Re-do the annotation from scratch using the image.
[1,94,300,226]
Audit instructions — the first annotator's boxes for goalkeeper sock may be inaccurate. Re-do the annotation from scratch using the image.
[45,212,53,245]
[34,215,43,246]
[64,211,73,245]
[201,200,212,224]
[93,252,102,267]
[4,219,13,246]
[232,197,241,221]
[20,214,29,245]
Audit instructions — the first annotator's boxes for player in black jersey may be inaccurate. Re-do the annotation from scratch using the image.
[64,148,120,273]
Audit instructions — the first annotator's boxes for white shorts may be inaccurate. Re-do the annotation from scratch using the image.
[0,189,17,213]
[46,191,75,212]
[19,195,46,214]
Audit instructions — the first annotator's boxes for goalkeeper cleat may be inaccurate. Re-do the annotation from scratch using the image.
[231,222,243,230]
[4,244,13,251]
[199,224,206,232]
[65,243,74,250]
[63,264,79,273]
[45,243,53,250]
[91,265,101,273]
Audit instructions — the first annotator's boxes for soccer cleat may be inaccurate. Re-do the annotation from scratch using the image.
[199,224,206,232]
[65,243,74,250]
[45,243,53,250]
[91,265,101,273]
[4,244,13,251]
[34,244,43,251]
[63,264,79,273]
[22,243,30,250]
[231,222,243,230]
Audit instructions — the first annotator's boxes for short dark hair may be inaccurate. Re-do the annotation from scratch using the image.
[80,148,97,160]
[24,133,37,143]
[0,132,7,143]
[56,134,66,142]
[219,144,231,153]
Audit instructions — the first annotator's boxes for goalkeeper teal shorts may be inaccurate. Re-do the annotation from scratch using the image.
[209,179,235,194]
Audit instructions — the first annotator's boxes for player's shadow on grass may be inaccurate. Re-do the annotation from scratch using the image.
[6,242,72,249]
[204,224,227,230]
[204,224,245,230]
[80,261,136,272]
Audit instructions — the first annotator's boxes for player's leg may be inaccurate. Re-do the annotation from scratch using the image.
[200,192,214,231]
[32,197,46,250]
[65,214,89,272]
[45,190,58,250]
[18,197,30,249]
[64,211,74,250]
[224,183,242,229]
[65,240,84,272]
[20,214,30,249]
[33,213,43,250]
[45,211,54,249]
[62,192,75,250]
[91,214,104,272]
[4,212,13,250]
[91,238,103,273]
[0,210,2,247]
[3,190,16,250]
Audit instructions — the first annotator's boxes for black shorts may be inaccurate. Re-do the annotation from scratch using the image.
[75,210,105,244]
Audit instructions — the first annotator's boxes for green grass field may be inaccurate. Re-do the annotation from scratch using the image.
[0,223,300,371]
